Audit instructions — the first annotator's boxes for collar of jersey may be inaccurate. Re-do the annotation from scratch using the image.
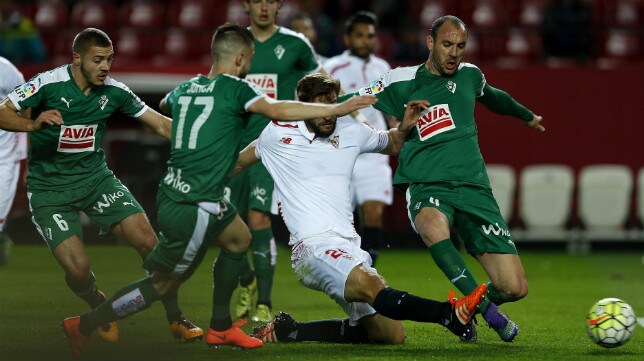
[297,121,317,142]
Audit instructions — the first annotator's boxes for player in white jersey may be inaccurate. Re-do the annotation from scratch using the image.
[239,73,488,344]
[323,12,394,265]
[0,56,27,265]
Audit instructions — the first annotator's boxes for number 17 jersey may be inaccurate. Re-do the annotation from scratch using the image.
[159,73,266,204]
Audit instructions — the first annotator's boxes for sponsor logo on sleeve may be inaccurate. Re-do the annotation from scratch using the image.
[57,124,98,153]
[245,74,278,99]
[416,104,455,141]
[359,78,384,96]
[14,82,38,100]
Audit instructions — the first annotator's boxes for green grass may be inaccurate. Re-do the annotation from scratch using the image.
[0,245,643,361]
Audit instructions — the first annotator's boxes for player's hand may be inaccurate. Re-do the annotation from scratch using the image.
[400,100,430,132]
[525,115,545,132]
[334,95,377,116]
[32,109,63,131]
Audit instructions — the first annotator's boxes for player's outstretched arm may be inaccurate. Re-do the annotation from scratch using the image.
[248,95,377,121]
[381,100,429,155]
[137,108,173,140]
[0,98,62,132]
[234,140,260,176]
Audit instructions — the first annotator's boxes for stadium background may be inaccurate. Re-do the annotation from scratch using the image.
[4,0,644,251]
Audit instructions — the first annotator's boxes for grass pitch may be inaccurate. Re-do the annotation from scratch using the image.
[0,244,642,361]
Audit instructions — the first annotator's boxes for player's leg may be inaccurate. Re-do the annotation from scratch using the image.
[0,160,21,266]
[205,208,262,349]
[408,184,482,301]
[28,187,119,342]
[457,184,525,341]
[227,175,257,319]
[352,158,392,266]
[90,176,201,341]
[359,200,387,266]
[246,164,277,323]
[247,209,275,322]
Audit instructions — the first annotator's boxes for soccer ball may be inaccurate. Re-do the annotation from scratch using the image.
[586,298,636,348]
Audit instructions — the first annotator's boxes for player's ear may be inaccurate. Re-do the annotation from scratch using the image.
[73,52,81,66]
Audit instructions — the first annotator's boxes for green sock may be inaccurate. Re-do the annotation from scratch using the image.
[486,281,505,306]
[65,271,103,308]
[238,253,254,286]
[161,295,183,323]
[80,277,161,335]
[211,251,245,330]
[251,228,275,307]
[428,239,491,311]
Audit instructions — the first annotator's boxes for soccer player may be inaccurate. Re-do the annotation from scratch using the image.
[61,23,377,356]
[230,0,323,324]
[0,56,26,266]
[346,15,545,342]
[289,12,328,64]
[237,72,487,344]
[323,11,394,266]
[0,28,202,343]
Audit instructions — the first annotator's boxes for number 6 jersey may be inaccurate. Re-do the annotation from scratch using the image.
[7,65,148,191]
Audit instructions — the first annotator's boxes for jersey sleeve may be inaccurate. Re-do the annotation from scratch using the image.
[351,121,389,154]
[296,36,321,73]
[7,73,45,111]
[238,78,268,111]
[111,79,148,118]
[356,70,405,120]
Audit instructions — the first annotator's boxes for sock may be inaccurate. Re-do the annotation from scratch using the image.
[360,227,383,266]
[290,318,370,343]
[238,254,254,286]
[161,295,183,323]
[251,228,276,306]
[80,277,161,335]
[486,281,505,306]
[428,239,491,311]
[373,287,449,324]
[65,271,103,308]
[211,251,245,331]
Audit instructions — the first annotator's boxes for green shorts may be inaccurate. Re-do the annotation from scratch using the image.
[144,190,237,280]
[28,174,144,251]
[227,161,274,218]
[407,181,518,255]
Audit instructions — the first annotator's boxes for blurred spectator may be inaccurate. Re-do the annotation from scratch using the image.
[0,0,46,64]
[390,21,429,64]
[541,0,594,61]
[289,12,328,63]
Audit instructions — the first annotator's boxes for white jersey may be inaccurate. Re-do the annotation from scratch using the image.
[324,51,391,132]
[255,119,389,244]
[0,56,27,163]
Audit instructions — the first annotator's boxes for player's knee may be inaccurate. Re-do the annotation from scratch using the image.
[360,270,388,302]
[499,278,528,301]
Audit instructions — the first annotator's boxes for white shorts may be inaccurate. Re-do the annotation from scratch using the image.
[351,153,393,208]
[0,161,21,232]
[291,235,377,325]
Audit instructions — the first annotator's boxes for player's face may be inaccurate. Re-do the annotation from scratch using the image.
[291,18,316,43]
[427,22,467,77]
[77,45,114,87]
[345,23,376,59]
[245,0,281,29]
[305,94,338,138]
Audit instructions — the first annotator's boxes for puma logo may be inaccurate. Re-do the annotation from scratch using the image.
[450,269,468,284]
[122,201,135,207]
[61,97,73,108]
